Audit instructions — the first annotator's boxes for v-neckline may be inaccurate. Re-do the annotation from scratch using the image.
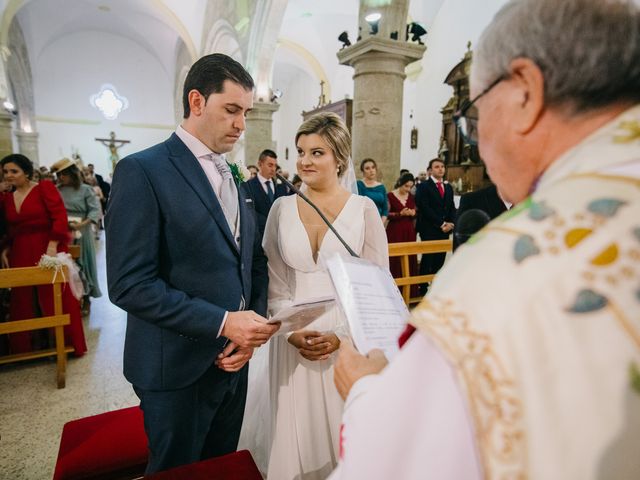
[391,191,409,207]
[295,194,354,265]
[13,184,37,215]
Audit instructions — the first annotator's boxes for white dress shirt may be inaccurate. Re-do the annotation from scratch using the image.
[257,173,275,195]
[174,125,230,337]
[175,125,224,197]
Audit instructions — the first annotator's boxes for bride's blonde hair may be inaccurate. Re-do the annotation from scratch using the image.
[295,112,351,177]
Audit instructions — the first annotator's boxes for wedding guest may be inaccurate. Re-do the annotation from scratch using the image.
[51,158,103,311]
[291,174,303,191]
[262,112,388,479]
[241,149,287,238]
[415,158,456,294]
[386,173,418,297]
[0,154,87,355]
[247,164,258,179]
[357,158,388,223]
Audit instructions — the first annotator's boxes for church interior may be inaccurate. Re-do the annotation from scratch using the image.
[0,0,543,478]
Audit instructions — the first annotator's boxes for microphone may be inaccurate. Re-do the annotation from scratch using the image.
[276,173,359,258]
[453,209,491,251]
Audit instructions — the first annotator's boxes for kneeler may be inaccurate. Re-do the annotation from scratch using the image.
[145,450,262,480]
[53,406,148,480]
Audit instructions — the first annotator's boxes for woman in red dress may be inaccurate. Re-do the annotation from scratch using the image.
[0,154,87,355]
[386,172,419,297]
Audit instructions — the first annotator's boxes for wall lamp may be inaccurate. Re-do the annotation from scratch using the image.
[338,31,351,48]
[406,22,427,44]
[365,12,381,35]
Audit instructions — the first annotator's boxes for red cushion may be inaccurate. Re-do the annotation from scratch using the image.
[146,450,262,480]
[53,406,148,480]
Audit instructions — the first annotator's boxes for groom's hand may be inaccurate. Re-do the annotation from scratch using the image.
[222,310,280,348]
[216,342,254,372]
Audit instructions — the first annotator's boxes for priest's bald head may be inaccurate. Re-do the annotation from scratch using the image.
[461,0,640,204]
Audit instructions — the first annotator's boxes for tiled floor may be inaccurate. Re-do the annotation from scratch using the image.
[0,236,137,479]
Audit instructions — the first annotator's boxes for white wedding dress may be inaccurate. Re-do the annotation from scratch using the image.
[250,193,388,480]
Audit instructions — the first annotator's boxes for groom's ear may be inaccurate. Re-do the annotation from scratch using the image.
[188,90,205,117]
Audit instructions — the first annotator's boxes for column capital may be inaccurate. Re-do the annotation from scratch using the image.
[247,101,280,121]
[14,129,38,139]
[337,37,426,70]
[0,109,13,123]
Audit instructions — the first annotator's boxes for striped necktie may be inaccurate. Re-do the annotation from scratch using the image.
[211,153,238,233]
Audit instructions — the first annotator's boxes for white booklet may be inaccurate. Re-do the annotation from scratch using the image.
[326,254,409,360]
[268,296,335,335]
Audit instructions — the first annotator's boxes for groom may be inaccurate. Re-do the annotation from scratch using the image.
[106,53,279,473]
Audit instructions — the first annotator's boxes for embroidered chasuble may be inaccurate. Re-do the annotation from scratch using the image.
[331,105,640,480]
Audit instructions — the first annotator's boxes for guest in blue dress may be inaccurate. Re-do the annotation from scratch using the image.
[357,158,388,222]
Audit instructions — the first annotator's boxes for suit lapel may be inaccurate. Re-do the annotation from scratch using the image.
[252,176,271,206]
[165,134,239,254]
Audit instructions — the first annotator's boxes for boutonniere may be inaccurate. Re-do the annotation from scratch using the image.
[227,160,251,185]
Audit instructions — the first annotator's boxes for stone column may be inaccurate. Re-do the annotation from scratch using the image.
[338,38,425,189]
[244,101,279,167]
[16,130,39,166]
[0,110,13,160]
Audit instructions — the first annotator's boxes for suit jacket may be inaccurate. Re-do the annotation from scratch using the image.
[415,178,456,240]
[456,184,507,222]
[240,175,287,237]
[106,133,268,391]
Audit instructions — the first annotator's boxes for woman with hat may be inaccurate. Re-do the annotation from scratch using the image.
[0,154,87,355]
[51,157,103,312]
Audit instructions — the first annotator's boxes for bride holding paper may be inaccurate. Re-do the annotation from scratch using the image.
[263,112,388,479]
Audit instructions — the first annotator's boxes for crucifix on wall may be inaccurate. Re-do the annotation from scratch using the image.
[95,131,130,173]
[317,80,328,108]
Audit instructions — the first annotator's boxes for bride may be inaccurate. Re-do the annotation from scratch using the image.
[263,112,388,479]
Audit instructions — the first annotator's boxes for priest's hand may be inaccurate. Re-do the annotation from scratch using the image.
[215,341,254,372]
[334,339,388,401]
[222,311,280,348]
[288,330,340,361]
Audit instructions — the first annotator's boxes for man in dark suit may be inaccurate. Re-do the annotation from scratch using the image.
[456,184,509,221]
[415,158,456,294]
[106,54,279,474]
[241,149,287,238]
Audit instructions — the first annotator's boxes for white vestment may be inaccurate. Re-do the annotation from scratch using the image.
[330,105,640,480]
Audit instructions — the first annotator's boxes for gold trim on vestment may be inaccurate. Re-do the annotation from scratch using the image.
[410,298,528,480]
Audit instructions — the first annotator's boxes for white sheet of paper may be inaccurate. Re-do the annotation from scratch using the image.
[268,296,335,335]
[326,254,409,360]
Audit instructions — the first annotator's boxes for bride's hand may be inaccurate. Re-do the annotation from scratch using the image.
[289,330,340,361]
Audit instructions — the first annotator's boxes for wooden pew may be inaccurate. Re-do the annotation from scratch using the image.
[0,266,72,388]
[388,239,452,306]
[68,244,81,260]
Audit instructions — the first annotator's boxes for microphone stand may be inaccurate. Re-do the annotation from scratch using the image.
[276,173,359,258]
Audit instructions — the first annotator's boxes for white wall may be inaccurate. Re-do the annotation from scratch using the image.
[33,30,175,176]
[400,0,509,175]
[271,64,318,173]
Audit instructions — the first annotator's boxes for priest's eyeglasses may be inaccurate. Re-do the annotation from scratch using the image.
[453,75,506,145]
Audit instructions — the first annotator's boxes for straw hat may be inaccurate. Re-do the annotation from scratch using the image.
[50,157,76,173]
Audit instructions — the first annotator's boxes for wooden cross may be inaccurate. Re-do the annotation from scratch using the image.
[95,131,130,173]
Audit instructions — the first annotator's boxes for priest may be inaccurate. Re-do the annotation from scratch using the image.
[330,0,640,478]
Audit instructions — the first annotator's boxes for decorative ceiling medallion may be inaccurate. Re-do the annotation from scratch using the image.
[90,84,129,120]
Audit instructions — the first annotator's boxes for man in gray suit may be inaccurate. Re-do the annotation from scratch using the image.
[106,53,279,473]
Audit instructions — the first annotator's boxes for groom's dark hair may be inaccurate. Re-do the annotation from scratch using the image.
[182,53,254,118]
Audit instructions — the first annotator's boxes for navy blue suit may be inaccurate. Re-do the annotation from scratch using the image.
[106,133,268,472]
[415,178,456,292]
[241,175,287,238]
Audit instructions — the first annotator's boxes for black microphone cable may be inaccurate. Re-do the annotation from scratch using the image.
[276,173,359,258]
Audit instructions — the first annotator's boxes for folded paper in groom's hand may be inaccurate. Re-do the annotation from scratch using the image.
[268,297,335,335]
